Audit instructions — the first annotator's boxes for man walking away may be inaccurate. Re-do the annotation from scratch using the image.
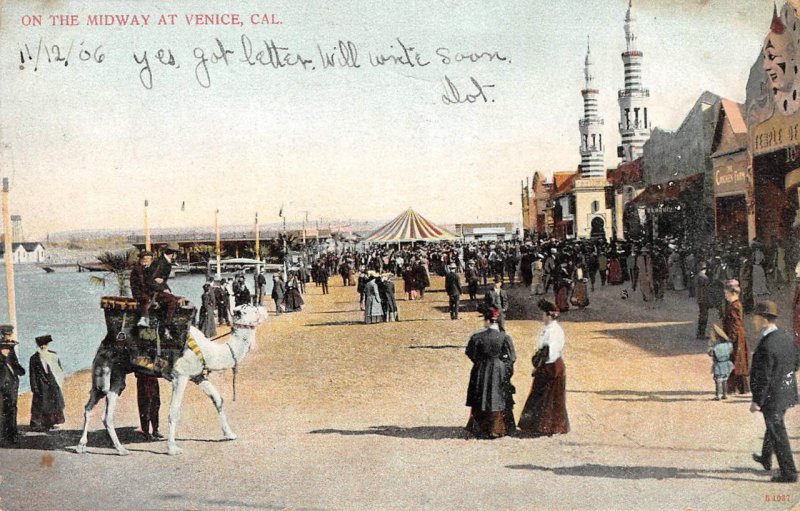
[696,262,710,340]
[750,300,800,483]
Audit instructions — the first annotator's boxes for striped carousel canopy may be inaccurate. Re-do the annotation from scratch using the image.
[366,208,458,243]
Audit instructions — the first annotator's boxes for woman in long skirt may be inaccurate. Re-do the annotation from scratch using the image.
[283,273,305,312]
[530,257,545,296]
[607,253,624,285]
[363,273,384,324]
[29,335,66,432]
[518,300,570,436]
[198,283,217,338]
[752,245,770,296]
[722,280,749,394]
[465,306,516,439]
[569,265,589,308]
[553,264,571,312]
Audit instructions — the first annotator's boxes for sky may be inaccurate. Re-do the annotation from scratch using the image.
[0,0,778,238]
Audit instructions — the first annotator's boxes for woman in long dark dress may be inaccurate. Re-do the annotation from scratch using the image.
[465,307,516,439]
[722,280,750,395]
[29,335,65,432]
[198,283,217,338]
[283,272,305,312]
[518,300,570,436]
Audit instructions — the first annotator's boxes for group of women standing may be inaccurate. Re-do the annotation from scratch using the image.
[465,300,570,439]
[362,271,399,324]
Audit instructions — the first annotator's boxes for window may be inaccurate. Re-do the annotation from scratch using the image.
[591,200,599,213]
[644,108,648,128]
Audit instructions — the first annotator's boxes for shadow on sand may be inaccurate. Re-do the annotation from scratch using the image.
[506,463,766,482]
[408,345,465,350]
[6,426,165,455]
[309,425,470,440]
[568,389,715,403]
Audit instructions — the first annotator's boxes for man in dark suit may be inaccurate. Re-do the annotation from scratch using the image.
[445,263,462,320]
[146,243,181,338]
[483,276,509,331]
[271,273,286,314]
[319,266,329,295]
[0,326,25,446]
[131,250,153,327]
[695,261,710,340]
[750,300,800,483]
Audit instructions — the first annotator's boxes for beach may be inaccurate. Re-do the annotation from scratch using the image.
[0,275,797,511]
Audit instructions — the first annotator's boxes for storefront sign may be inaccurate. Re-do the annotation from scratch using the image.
[714,164,749,195]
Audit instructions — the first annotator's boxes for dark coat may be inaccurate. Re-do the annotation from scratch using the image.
[271,279,286,300]
[465,328,516,412]
[484,287,508,312]
[0,350,24,395]
[129,262,151,301]
[234,282,251,306]
[199,290,217,337]
[147,255,173,293]
[751,329,800,412]
[380,279,398,313]
[445,272,462,297]
[29,352,65,420]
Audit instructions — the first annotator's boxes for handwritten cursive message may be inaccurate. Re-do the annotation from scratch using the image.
[15,13,510,104]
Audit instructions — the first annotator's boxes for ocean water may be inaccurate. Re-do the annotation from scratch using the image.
[0,266,271,393]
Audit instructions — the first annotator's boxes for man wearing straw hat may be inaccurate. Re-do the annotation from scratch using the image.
[0,325,24,446]
[750,300,800,483]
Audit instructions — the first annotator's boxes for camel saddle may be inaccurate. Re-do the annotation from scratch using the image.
[100,296,196,377]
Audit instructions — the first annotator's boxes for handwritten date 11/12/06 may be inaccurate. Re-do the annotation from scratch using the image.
[441,75,494,105]
[19,38,105,71]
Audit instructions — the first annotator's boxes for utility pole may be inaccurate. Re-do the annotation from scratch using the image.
[215,209,221,279]
[2,178,17,340]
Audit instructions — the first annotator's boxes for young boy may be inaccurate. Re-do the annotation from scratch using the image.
[708,324,734,400]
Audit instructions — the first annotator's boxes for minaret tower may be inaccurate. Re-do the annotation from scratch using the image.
[617,0,651,162]
[579,37,605,179]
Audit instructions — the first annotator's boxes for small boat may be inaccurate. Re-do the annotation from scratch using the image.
[77,262,110,272]
[42,266,55,273]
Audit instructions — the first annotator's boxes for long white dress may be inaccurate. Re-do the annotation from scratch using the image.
[752,248,770,296]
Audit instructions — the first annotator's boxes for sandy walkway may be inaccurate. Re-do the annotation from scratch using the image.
[1,276,798,510]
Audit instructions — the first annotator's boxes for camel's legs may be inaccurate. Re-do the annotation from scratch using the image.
[197,379,236,440]
[101,391,129,456]
[76,389,101,454]
[167,375,189,455]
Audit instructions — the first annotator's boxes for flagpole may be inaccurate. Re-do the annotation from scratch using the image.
[215,209,221,279]
[2,178,17,340]
[144,199,151,251]
[254,212,260,261]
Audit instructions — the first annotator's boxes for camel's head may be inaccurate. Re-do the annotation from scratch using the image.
[231,304,267,328]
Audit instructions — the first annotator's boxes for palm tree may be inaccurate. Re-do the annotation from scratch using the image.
[89,250,136,296]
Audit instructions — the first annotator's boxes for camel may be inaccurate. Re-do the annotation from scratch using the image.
[76,303,267,456]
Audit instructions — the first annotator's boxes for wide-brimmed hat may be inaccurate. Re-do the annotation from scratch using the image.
[724,279,740,293]
[162,242,181,254]
[754,300,779,319]
[712,324,729,342]
[138,250,153,258]
[35,334,53,347]
[0,338,17,348]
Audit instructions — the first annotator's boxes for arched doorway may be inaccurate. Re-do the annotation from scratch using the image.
[590,216,605,238]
